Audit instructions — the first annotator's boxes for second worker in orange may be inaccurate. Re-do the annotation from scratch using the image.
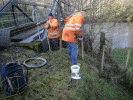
[45,13,60,51]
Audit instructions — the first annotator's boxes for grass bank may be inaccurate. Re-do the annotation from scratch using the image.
[112,47,133,98]
[112,47,133,70]
[0,46,130,100]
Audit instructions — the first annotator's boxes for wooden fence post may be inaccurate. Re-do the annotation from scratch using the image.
[101,45,105,72]
[108,39,112,54]
[100,32,105,53]
[129,67,132,90]
[125,49,131,69]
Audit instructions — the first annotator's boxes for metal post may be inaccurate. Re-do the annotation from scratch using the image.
[35,9,41,40]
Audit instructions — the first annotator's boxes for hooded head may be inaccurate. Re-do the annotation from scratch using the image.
[49,13,53,16]
[48,13,54,20]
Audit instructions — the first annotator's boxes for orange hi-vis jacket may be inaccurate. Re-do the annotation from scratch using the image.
[45,18,60,39]
[62,13,85,43]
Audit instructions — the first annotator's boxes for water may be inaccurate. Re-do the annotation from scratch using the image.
[83,23,133,50]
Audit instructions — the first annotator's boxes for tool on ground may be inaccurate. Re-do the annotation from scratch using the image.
[78,36,84,60]
[46,29,51,51]
[81,39,84,60]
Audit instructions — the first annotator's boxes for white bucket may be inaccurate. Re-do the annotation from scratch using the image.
[71,65,81,79]
[71,65,80,74]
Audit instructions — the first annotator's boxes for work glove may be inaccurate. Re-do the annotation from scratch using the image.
[45,23,50,27]
[78,36,83,40]
[47,23,50,27]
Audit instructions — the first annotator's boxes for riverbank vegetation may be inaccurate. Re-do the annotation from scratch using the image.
[0,46,132,99]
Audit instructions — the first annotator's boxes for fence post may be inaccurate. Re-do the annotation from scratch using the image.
[125,49,131,69]
[129,67,132,90]
[101,45,105,72]
[100,32,105,53]
[108,39,112,54]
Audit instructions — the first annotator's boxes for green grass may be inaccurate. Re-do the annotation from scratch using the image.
[112,47,133,96]
[112,47,133,69]
[0,47,130,100]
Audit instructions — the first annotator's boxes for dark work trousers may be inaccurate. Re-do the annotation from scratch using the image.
[49,38,59,51]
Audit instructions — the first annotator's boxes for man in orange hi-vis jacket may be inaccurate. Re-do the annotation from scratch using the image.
[62,11,86,65]
[45,13,60,51]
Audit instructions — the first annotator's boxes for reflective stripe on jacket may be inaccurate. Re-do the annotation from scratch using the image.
[62,13,85,43]
[45,18,60,39]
